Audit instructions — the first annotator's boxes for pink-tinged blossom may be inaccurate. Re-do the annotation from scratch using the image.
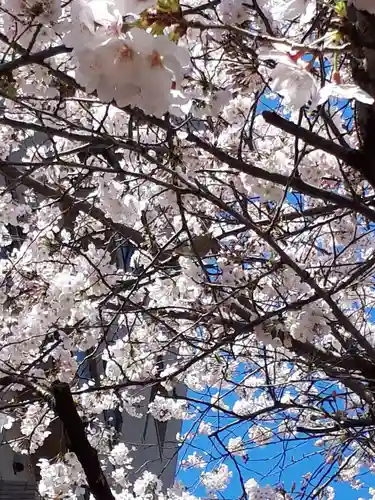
[64,0,190,115]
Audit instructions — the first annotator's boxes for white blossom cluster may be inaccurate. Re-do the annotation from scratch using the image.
[38,452,86,499]
[63,0,190,116]
[200,463,232,492]
[0,0,374,499]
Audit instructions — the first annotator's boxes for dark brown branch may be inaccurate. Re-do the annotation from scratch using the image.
[347,5,375,187]
[297,417,375,435]
[0,162,143,245]
[0,117,115,146]
[262,110,366,171]
[51,381,115,500]
[182,124,375,222]
[0,374,52,401]
[115,105,375,221]
[0,45,72,75]
[0,375,114,499]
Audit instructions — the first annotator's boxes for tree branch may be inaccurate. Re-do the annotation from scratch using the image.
[51,381,116,500]
[262,110,367,172]
[0,45,72,75]
[182,124,375,222]
[297,417,375,435]
[0,162,143,245]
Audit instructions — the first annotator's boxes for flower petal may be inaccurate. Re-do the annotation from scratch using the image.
[318,83,374,105]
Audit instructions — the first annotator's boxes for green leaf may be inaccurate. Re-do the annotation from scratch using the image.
[335,0,347,18]
[151,22,166,36]
[214,353,223,364]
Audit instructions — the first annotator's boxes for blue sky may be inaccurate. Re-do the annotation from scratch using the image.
[175,92,375,499]
[176,337,375,498]
[176,380,375,499]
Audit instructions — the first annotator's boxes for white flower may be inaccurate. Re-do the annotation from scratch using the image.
[17,403,52,454]
[274,0,315,21]
[259,44,375,110]
[201,464,232,492]
[258,0,316,23]
[133,471,162,497]
[111,467,130,488]
[121,0,156,15]
[38,453,86,499]
[148,395,189,421]
[271,62,318,108]
[7,0,61,23]
[317,83,374,106]
[245,478,280,500]
[233,399,254,415]
[64,0,191,115]
[109,442,133,468]
[258,47,319,109]
[181,452,207,469]
[227,436,246,456]
[198,421,213,435]
[249,425,273,446]
[0,413,14,432]
[218,0,248,23]
[64,0,123,50]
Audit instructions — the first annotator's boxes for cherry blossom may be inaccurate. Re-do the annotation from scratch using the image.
[200,464,232,492]
[4,0,62,23]
[227,436,247,457]
[0,1,374,500]
[262,0,316,21]
[317,82,375,106]
[38,453,87,499]
[64,0,190,115]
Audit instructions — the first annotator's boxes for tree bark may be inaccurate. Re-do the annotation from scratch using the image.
[51,381,116,500]
[347,5,375,187]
